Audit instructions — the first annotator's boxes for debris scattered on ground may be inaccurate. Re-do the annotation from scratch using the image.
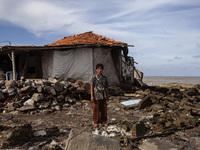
[1,77,200,149]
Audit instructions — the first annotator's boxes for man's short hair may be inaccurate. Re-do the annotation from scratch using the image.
[96,63,104,70]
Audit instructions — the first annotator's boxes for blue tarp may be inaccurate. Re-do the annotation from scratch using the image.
[120,99,142,106]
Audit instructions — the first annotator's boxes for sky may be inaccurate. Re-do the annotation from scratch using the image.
[0,0,200,76]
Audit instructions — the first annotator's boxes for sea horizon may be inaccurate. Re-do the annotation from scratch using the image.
[144,75,200,77]
[143,76,200,85]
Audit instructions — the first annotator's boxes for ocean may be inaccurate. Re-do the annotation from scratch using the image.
[143,76,200,85]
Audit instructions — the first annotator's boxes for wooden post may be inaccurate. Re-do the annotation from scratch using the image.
[11,51,16,80]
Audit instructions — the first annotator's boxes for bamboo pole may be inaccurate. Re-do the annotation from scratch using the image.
[11,51,16,80]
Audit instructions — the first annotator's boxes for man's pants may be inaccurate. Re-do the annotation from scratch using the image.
[93,99,107,124]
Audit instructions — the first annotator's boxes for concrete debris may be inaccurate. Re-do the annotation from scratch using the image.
[65,128,121,150]
[7,87,18,96]
[0,78,91,114]
[5,80,17,88]
[23,98,34,106]
[135,85,200,135]
[33,130,47,137]
[139,139,178,150]
[131,121,147,137]
[0,77,200,149]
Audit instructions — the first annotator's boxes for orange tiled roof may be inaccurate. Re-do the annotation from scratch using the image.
[46,31,127,47]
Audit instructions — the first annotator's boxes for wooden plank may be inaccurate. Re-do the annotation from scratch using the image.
[11,51,16,80]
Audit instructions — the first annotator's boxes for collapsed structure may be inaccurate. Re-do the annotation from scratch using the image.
[0,31,143,85]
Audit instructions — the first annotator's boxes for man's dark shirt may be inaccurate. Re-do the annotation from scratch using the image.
[90,74,109,100]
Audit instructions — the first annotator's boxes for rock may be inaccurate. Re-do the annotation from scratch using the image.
[180,89,185,92]
[54,105,61,111]
[18,105,36,112]
[65,128,121,150]
[0,80,5,87]
[32,93,44,102]
[49,140,61,149]
[121,121,132,132]
[43,81,52,86]
[48,77,58,83]
[131,122,147,137]
[75,80,84,86]
[57,95,65,103]
[150,104,163,111]
[185,88,199,96]
[191,109,200,116]
[139,139,178,150]
[46,86,56,95]
[3,109,9,113]
[76,87,86,93]
[195,84,200,93]
[7,102,21,111]
[46,126,60,136]
[138,94,153,109]
[20,86,31,93]
[75,101,82,107]
[24,80,32,86]
[2,89,8,94]
[54,82,64,92]
[114,108,121,111]
[5,80,17,88]
[29,110,38,115]
[9,111,21,115]
[0,92,5,100]
[33,130,47,137]
[7,87,18,96]
[172,116,197,129]
[39,101,50,109]
[23,98,34,106]
[63,103,71,107]
[37,86,43,93]
[152,113,161,124]
[66,96,76,104]
[167,102,177,110]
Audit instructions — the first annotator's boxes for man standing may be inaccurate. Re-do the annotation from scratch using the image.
[90,63,109,127]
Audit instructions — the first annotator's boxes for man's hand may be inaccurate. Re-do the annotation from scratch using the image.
[91,96,94,102]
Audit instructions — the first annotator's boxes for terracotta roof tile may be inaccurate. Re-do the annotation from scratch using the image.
[46,31,127,47]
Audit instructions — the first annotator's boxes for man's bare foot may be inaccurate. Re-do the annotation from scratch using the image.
[99,123,108,127]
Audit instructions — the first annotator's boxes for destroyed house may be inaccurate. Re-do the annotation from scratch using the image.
[0,31,141,84]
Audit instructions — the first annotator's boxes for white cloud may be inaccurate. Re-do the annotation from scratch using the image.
[0,0,200,76]
[0,0,85,36]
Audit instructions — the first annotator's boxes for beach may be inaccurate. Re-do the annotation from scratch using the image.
[143,76,200,88]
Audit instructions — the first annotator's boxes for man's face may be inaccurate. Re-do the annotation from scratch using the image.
[96,67,103,75]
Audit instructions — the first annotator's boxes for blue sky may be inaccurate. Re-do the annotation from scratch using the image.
[0,0,200,76]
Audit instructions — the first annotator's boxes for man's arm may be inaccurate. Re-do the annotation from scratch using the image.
[91,85,94,101]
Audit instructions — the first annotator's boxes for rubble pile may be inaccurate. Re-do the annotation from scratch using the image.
[1,77,200,149]
[88,84,200,149]
[136,85,200,134]
[0,78,90,114]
